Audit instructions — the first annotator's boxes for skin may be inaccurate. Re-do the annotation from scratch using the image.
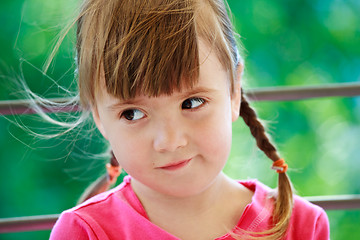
[92,41,253,239]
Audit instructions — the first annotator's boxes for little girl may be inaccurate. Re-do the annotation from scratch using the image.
[49,0,329,239]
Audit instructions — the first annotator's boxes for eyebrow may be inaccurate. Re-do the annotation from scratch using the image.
[106,86,214,110]
[178,86,214,99]
[107,98,147,111]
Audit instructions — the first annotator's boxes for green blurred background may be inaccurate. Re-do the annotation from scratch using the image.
[0,0,359,239]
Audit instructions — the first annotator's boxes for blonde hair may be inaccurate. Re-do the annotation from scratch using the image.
[48,0,293,239]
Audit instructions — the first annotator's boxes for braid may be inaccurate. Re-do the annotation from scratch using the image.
[239,89,293,239]
[239,91,279,161]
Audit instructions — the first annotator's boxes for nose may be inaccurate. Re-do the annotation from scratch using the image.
[153,118,188,153]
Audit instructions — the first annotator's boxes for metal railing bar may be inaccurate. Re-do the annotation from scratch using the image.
[0,195,359,233]
[246,81,360,101]
[305,194,360,210]
[0,214,59,233]
[0,97,80,116]
[1,82,360,116]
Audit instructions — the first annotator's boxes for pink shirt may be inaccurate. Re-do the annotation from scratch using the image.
[50,176,329,239]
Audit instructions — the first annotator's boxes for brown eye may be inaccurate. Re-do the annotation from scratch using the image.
[182,98,205,109]
[121,109,145,121]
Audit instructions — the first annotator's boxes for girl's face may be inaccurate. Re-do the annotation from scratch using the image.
[92,41,241,198]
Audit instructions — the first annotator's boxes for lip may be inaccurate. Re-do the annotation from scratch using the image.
[158,159,192,171]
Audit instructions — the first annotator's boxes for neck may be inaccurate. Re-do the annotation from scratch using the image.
[132,172,228,215]
[130,173,252,239]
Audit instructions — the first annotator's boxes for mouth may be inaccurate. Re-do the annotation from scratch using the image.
[158,159,192,171]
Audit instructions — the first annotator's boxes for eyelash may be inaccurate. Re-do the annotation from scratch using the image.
[181,97,207,110]
[119,97,207,122]
[120,109,146,121]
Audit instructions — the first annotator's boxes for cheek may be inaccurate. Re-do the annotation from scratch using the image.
[196,106,233,159]
[202,123,232,157]
[106,130,150,173]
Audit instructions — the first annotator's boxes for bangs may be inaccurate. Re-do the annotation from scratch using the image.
[103,1,199,100]
[76,0,239,107]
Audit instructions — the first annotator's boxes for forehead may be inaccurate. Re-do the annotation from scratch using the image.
[96,40,229,104]
[197,39,229,89]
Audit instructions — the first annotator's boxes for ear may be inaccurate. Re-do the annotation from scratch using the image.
[231,63,243,122]
[91,106,108,140]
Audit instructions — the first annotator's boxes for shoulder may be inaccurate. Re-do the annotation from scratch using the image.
[293,194,327,218]
[238,180,329,239]
[50,210,97,240]
[288,195,329,239]
[50,176,178,240]
[240,179,328,219]
[50,176,143,239]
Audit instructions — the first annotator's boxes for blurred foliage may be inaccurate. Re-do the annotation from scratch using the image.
[0,0,359,239]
